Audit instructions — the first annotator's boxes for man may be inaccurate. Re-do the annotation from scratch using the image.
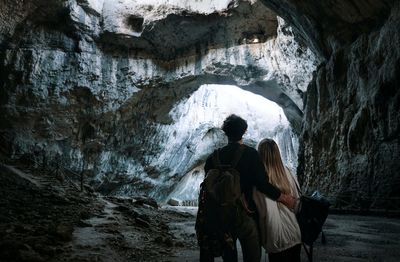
[201,114,296,262]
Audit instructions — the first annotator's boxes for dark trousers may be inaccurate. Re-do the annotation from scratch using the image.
[200,209,261,262]
[268,244,301,262]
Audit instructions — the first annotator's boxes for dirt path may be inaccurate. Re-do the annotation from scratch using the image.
[66,198,126,261]
[60,197,192,262]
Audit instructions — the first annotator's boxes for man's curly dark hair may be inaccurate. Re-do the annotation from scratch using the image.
[221,114,248,142]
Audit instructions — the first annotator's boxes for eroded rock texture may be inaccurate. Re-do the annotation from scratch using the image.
[297,3,400,208]
[260,0,399,207]
[0,0,315,200]
[0,0,398,208]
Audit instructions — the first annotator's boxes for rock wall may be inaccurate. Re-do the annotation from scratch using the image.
[259,0,399,208]
[0,0,315,200]
[298,3,400,208]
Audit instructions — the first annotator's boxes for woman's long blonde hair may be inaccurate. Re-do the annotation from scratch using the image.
[258,138,291,194]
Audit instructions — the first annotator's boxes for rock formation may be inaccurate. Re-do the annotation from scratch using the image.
[1,0,398,209]
[261,0,399,207]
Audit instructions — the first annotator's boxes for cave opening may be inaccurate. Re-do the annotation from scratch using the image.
[91,83,300,205]
[162,84,299,206]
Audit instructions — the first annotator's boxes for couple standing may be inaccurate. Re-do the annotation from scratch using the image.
[200,114,301,262]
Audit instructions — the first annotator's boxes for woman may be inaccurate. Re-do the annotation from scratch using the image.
[256,138,301,262]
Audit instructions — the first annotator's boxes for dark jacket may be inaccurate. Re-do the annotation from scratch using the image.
[204,142,281,211]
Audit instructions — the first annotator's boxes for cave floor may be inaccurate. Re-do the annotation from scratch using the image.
[1,163,400,262]
[165,209,400,262]
[0,163,191,262]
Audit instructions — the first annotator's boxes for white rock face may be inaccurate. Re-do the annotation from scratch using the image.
[270,17,316,110]
[86,0,104,14]
[102,0,235,36]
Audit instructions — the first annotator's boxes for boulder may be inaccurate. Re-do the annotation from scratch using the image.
[167,198,182,206]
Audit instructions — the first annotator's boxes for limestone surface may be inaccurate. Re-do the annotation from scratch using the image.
[1,0,398,209]
[0,0,316,201]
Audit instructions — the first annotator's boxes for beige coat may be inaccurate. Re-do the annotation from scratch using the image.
[253,168,301,253]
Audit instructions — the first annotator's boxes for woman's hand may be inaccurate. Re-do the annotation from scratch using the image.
[277,193,297,210]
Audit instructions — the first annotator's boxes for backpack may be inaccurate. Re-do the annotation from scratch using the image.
[195,145,244,257]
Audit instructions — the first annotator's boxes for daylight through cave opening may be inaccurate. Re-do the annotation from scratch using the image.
[91,83,300,204]
[163,84,299,206]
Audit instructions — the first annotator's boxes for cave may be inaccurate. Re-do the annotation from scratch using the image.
[162,84,299,205]
[0,0,399,261]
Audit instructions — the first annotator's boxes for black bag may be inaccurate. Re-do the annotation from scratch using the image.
[195,146,244,257]
[295,189,330,262]
[297,192,330,244]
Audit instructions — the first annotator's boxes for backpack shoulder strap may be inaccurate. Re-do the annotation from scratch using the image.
[230,144,245,168]
[212,149,221,167]
[211,145,244,169]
